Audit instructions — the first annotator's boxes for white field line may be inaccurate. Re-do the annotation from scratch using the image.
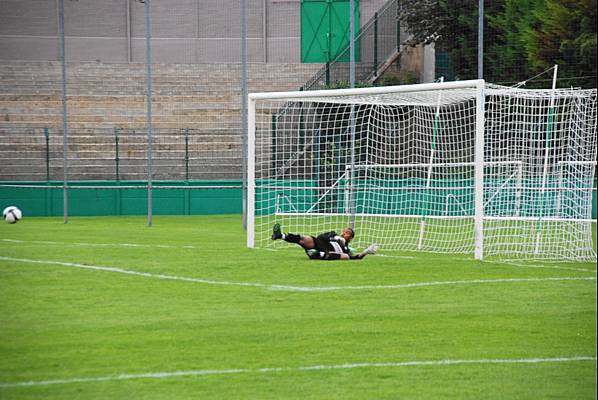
[0,256,595,293]
[482,260,597,274]
[0,256,268,289]
[366,254,416,260]
[0,356,595,389]
[0,238,197,249]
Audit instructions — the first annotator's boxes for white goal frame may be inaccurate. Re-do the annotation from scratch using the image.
[247,80,487,258]
[247,80,596,261]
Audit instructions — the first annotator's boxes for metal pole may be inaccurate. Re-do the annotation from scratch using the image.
[262,0,268,63]
[126,0,132,63]
[349,0,355,88]
[535,65,559,254]
[241,0,249,229]
[44,127,50,181]
[373,12,378,77]
[396,0,401,52]
[349,105,356,230]
[58,0,69,224]
[349,0,356,228]
[478,0,483,79]
[184,128,189,181]
[115,127,120,180]
[144,0,153,226]
[474,81,485,260]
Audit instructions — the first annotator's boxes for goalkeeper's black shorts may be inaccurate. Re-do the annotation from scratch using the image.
[314,233,345,254]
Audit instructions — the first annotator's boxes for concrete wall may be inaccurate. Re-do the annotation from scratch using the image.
[0,0,388,63]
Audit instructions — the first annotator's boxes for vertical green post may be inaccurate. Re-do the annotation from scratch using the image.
[335,132,342,211]
[314,128,320,187]
[44,127,50,181]
[114,127,120,181]
[325,62,330,86]
[299,104,305,147]
[373,12,378,76]
[271,115,277,174]
[184,128,190,215]
[44,127,51,216]
[114,127,122,215]
[184,128,189,181]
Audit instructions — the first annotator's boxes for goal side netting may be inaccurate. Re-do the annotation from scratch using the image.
[247,81,597,261]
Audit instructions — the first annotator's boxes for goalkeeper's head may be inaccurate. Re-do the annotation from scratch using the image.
[341,227,355,243]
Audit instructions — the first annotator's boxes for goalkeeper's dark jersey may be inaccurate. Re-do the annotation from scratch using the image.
[314,231,352,255]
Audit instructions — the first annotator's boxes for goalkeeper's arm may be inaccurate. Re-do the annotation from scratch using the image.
[349,244,378,259]
[307,243,378,260]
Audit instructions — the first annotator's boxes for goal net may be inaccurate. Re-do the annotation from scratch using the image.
[247,80,597,261]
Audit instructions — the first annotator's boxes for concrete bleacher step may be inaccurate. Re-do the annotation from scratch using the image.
[1,61,321,180]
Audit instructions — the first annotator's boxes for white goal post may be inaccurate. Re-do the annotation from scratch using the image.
[247,80,597,261]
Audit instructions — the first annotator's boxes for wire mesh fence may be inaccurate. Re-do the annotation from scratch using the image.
[0,0,595,219]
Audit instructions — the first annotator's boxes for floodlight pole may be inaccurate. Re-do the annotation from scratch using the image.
[478,0,483,79]
[349,0,356,229]
[241,0,248,230]
[144,0,153,227]
[349,0,355,88]
[58,0,69,224]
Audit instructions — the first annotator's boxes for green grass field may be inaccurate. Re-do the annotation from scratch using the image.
[0,215,596,399]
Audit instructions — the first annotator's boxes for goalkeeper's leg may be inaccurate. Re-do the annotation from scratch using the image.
[272,223,316,250]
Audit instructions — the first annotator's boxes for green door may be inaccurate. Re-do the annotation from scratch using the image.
[301,0,360,63]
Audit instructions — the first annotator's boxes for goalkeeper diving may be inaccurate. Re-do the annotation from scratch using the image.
[271,223,378,260]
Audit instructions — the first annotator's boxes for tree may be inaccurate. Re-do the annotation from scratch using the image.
[485,0,540,84]
[397,0,597,87]
[522,0,597,87]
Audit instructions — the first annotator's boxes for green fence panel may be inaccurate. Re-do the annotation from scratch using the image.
[0,181,242,217]
[1,178,595,218]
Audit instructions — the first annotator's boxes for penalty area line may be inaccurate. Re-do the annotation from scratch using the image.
[0,356,595,388]
[0,256,268,290]
[0,256,595,293]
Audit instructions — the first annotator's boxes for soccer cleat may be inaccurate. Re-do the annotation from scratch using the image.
[271,223,282,240]
[363,244,378,255]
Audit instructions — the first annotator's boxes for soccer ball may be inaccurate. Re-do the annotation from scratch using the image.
[3,206,22,224]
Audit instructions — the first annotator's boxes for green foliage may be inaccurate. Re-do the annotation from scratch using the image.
[0,216,596,398]
[399,0,596,87]
[485,0,540,84]
[323,80,373,90]
[377,70,419,86]
[522,0,597,87]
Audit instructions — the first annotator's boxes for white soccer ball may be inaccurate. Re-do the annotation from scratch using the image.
[3,206,22,224]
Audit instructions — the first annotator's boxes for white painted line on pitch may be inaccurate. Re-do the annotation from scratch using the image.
[371,254,416,260]
[0,238,197,249]
[0,356,594,389]
[0,256,268,289]
[483,260,597,274]
[269,276,597,292]
[0,256,595,293]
